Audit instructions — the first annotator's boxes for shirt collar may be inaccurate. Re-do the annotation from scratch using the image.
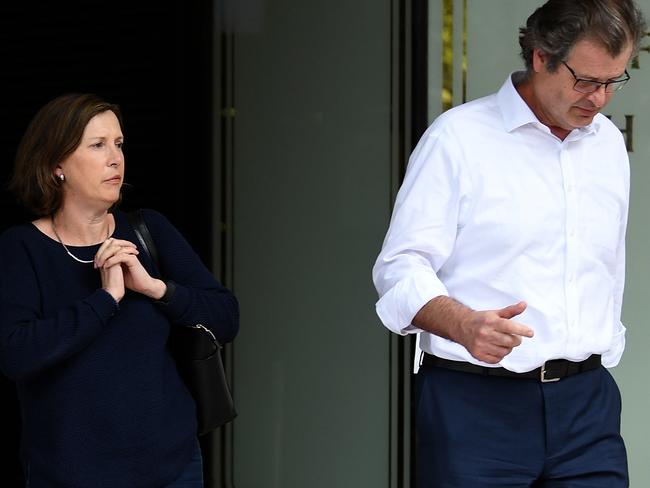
[497,71,599,137]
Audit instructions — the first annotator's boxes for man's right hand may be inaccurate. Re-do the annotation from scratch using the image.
[413,297,534,364]
[455,301,534,364]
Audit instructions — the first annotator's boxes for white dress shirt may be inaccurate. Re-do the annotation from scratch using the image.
[373,72,629,373]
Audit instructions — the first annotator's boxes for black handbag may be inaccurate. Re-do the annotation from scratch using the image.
[128,210,237,435]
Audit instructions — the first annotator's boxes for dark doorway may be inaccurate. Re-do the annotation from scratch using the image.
[0,1,216,486]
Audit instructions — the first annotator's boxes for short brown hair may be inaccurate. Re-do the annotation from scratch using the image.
[9,93,123,216]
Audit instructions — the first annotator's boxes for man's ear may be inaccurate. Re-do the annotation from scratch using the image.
[532,48,548,73]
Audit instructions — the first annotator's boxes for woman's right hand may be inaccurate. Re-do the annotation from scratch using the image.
[95,237,138,302]
[99,259,125,302]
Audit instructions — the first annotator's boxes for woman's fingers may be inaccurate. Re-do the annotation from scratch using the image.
[94,238,138,268]
[99,248,140,269]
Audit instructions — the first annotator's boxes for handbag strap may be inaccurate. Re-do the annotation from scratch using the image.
[127,209,161,279]
[127,209,220,347]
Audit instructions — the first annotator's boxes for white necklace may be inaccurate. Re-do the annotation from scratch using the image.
[51,215,110,264]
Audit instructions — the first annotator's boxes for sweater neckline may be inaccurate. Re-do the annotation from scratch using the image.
[29,222,105,250]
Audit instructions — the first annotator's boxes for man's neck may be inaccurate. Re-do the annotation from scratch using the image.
[514,75,571,141]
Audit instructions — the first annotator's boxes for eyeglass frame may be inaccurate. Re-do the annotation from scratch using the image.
[561,61,630,94]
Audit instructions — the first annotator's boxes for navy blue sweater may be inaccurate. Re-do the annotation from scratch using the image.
[0,209,238,487]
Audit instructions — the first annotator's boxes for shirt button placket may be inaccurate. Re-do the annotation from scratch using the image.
[560,148,579,338]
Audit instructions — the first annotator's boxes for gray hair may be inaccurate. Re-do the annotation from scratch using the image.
[519,0,647,72]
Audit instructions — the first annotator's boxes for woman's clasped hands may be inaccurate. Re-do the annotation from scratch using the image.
[95,238,164,302]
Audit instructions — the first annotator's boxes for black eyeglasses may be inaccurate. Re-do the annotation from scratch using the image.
[561,62,630,94]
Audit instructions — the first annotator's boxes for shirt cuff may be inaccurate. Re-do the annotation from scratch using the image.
[375,271,449,335]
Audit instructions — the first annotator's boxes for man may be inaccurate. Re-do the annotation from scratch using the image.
[372,1,647,486]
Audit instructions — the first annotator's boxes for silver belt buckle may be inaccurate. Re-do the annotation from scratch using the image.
[540,362,560,383]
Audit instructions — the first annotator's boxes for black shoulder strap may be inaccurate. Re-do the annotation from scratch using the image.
[127,209,160,277]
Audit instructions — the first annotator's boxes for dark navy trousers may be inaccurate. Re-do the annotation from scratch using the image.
[415,364,628,487]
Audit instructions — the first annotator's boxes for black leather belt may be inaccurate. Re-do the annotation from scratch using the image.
[421,353,601,382]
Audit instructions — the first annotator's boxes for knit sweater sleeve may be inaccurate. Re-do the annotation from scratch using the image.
[0,227,119,381]
[138,209,239,344]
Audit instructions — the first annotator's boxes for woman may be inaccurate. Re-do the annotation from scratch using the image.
[0,93,239,487]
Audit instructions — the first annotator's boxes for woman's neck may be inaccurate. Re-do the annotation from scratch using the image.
[51,207,113,246]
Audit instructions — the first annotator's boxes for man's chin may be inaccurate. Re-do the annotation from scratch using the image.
[569,115,595,128]
[572,107,599,124]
